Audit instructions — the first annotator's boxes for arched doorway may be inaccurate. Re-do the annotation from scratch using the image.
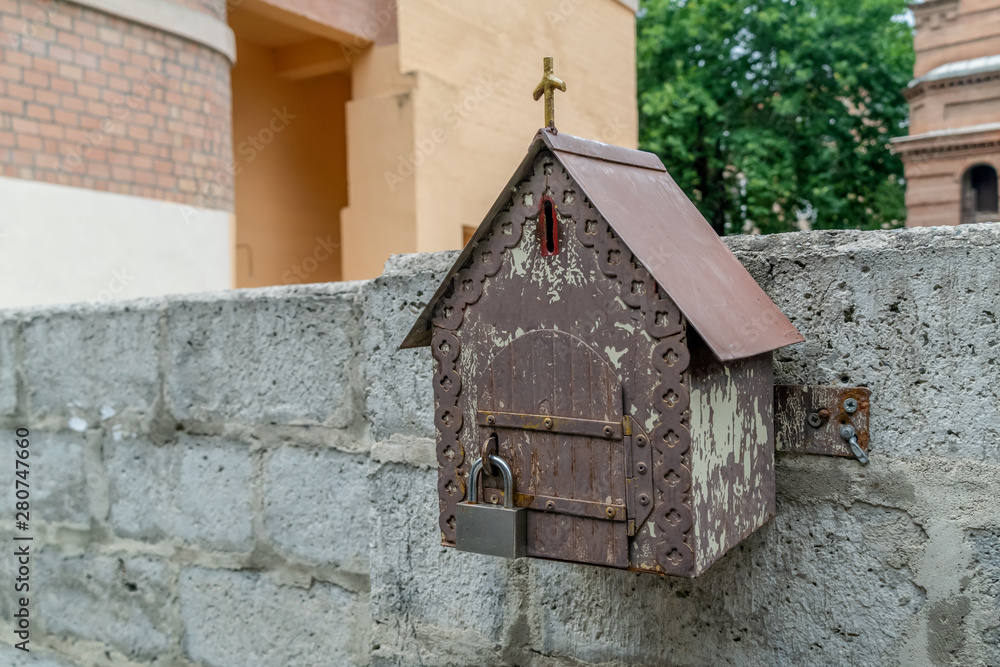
[961,164,999,224]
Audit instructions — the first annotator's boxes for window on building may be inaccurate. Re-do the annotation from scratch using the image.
[961,164,999,224]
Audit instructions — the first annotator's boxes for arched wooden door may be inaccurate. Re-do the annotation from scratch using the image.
[476,329,628,567]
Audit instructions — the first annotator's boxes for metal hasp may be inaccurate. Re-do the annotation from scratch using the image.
[774,385,871,463]
[455,454,527,559]
[400,126,804,578]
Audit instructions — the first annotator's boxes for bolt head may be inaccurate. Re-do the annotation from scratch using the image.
[543,418,553,429]
[840,425,856,440]
[606,507,616,518]
[545,500,555,510]
[639,494,650,506]
[636,435,646,447]
[636,462,647,474]
[487,415,496,425]
[603,425,613,436]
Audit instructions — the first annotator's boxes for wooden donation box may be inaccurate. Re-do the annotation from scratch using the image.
[399,60,803,576]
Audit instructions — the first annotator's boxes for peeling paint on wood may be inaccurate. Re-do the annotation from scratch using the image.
[414,137,795,576]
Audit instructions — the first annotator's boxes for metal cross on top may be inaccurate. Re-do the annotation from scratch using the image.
[533,56,566,128]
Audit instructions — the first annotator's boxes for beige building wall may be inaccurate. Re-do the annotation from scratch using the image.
[231,36,350,287]
[228,0,638,283]
[340,44,419,281]
[0,177,232,308]
[341,0,639,280]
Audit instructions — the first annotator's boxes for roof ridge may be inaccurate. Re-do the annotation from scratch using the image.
[539,129,666,172]
[400,129,803,360]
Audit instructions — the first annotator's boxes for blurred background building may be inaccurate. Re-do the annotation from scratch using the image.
[0,0,639,307]
[894,0,1000,227]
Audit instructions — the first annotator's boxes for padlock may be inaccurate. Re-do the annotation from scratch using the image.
[455,453,526,559]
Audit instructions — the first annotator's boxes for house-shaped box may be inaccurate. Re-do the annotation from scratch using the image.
[401,127,804,576]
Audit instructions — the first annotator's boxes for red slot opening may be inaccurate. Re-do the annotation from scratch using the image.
[539,196,559,257]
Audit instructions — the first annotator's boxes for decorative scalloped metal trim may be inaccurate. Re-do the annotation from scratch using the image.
[574,195,694,575]
[431,162,539,544]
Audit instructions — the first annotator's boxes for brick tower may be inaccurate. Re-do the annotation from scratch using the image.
[893,0,1000,227]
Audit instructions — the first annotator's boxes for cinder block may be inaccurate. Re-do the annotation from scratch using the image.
[4,430,88,525]
[179,567,368,667]
[107,434,253,551]
[523,501,927,666]
[21,304,160,422]
[37,552,176,660]
[368,462,514,666]
[0,319,17,416]
[165,285,361,427]
[361,252,458,440]
[263,446,369,571]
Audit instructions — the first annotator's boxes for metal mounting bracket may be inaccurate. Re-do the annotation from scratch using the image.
[774,385,871,463]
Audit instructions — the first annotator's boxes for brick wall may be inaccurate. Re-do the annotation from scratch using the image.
[0,225,999,665]
[911,0,1000,77]
[0,0,233,210]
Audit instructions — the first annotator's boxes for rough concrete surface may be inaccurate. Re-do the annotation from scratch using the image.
[4,430,89,525]
[165,284,364,427]
[21,304,160,424]
[0,225,997,666]
[263,446,370,571]
[180,567,370,667]
[0,320,17,416]
[107,434,254,551]
[37,552,177,660]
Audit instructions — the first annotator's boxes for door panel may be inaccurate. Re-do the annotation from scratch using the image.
[479,329,628,567]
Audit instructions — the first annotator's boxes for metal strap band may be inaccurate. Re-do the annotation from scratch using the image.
[477,411,622,440]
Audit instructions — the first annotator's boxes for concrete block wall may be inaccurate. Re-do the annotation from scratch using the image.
[1,225,999,666]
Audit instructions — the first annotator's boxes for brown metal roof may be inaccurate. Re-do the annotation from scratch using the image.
[400,128,804,360]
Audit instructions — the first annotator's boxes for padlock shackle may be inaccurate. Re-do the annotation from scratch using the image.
[468,454,515,509]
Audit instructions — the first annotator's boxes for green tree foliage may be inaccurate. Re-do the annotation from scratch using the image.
[637,0,914,234]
